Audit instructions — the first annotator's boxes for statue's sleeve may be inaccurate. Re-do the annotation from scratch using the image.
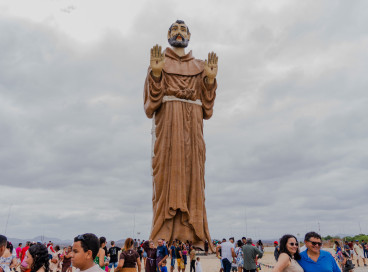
[144,68,165,118]
[200,74,217,120]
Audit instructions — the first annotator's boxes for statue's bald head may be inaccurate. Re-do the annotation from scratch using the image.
[168,20,191,48]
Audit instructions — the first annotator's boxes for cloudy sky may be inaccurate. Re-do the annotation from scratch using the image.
[1,0,367,242]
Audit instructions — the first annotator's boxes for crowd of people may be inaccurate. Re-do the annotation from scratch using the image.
[0,234,201,272]
[1,232,367,272]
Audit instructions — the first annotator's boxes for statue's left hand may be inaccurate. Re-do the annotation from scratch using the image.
[204,52,218,84]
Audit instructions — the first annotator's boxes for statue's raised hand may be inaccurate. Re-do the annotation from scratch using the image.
[204,52,218,84]
[150,44,165,78]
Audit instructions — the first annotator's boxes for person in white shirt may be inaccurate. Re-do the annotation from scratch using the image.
[216,238,235,272]
[71,233,103,272]
[353,240,366,267]
[195,257,202,272]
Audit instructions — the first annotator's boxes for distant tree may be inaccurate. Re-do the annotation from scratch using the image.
[323,235,333,240]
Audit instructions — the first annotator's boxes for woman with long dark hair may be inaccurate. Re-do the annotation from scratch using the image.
[94,237,108,270]
[273,235,303,272]
[25,244,49,272]
[117,238,141,272]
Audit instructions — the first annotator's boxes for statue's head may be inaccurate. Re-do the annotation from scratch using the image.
[167,20,191,48]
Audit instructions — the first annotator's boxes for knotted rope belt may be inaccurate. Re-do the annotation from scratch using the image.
[151,96,202,172]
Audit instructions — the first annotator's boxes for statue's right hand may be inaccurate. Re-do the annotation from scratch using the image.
[150,44,165,78]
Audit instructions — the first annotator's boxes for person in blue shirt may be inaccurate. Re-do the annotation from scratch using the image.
[297,232,341,272]
[160,259,168,272]
[156,239,168,272]
[169,241,176,272]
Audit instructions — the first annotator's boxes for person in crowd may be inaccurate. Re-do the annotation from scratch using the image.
[234,240,243,272]
[341,251,354,272]
[333,241,343,266]
[242,238,263,272]
[47,243,55,260]
[0,242,17,272]
[94,237,108,270]
[72,233,103,272]
[216,237,235,272]
[181,243,188,272]
[256,240,264,252]
[204,241,209,256]
[169,241,176,272]
[216,241,223,272]
[343,241,350,257]
[361,240,368,258]
[297,231,340,272]
[25,243,49,272]
[50,245,61,272]
[189,245,196,272]
[156,239,168,272]
[347,241,354,260]
[136,244,142,262]
[0,235,7,258]
[159,259,167,272]
[21,242,31,263]
[117,238,140,272]
[61,246,72,272]
[353,240,366,267]
[141,240,156,272]
[274,241,280,261]
[195,257,202,272]
[140,241,147,268]
[175,242,183,272]
[0,235,7,272]
[272,234,303,272]
[107,241,120,272]
[16,244,22,261]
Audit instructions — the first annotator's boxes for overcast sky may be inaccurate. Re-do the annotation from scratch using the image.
[1,0,367,242]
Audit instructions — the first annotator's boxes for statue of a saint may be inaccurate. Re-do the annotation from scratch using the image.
[144,20,218,250]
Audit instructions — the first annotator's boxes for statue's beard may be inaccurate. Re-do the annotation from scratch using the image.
[168,34,189,48]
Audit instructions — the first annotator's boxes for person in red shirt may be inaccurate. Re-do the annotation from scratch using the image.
[20,241,30,262]
[16,243,22,259]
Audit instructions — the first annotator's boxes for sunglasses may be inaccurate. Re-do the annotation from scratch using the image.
[308,241,322,247]
[77,234,85,240]
[288,243,298,246]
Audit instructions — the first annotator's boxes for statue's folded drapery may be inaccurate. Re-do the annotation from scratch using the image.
[144,47,216,250]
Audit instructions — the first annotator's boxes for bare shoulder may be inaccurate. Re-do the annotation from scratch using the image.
[278,253,291,262]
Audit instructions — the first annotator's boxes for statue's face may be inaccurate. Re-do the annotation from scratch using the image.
[167,23,191,48]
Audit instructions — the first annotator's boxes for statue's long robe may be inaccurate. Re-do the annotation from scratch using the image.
[144,47,216,250]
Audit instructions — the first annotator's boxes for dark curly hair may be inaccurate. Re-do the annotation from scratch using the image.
[28,243,50,272]
[279,234,301,260]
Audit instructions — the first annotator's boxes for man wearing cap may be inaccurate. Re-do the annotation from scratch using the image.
[242,238,263,272]
[353,240,367,267]
[273,241,280,261]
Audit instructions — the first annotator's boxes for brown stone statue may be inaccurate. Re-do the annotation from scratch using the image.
[143,20,218,251]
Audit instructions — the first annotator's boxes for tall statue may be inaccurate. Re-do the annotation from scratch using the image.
[143,20,218,250]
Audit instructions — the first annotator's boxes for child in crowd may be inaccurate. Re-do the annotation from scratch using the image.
[160,259,167,272]
[195,257,202,272]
